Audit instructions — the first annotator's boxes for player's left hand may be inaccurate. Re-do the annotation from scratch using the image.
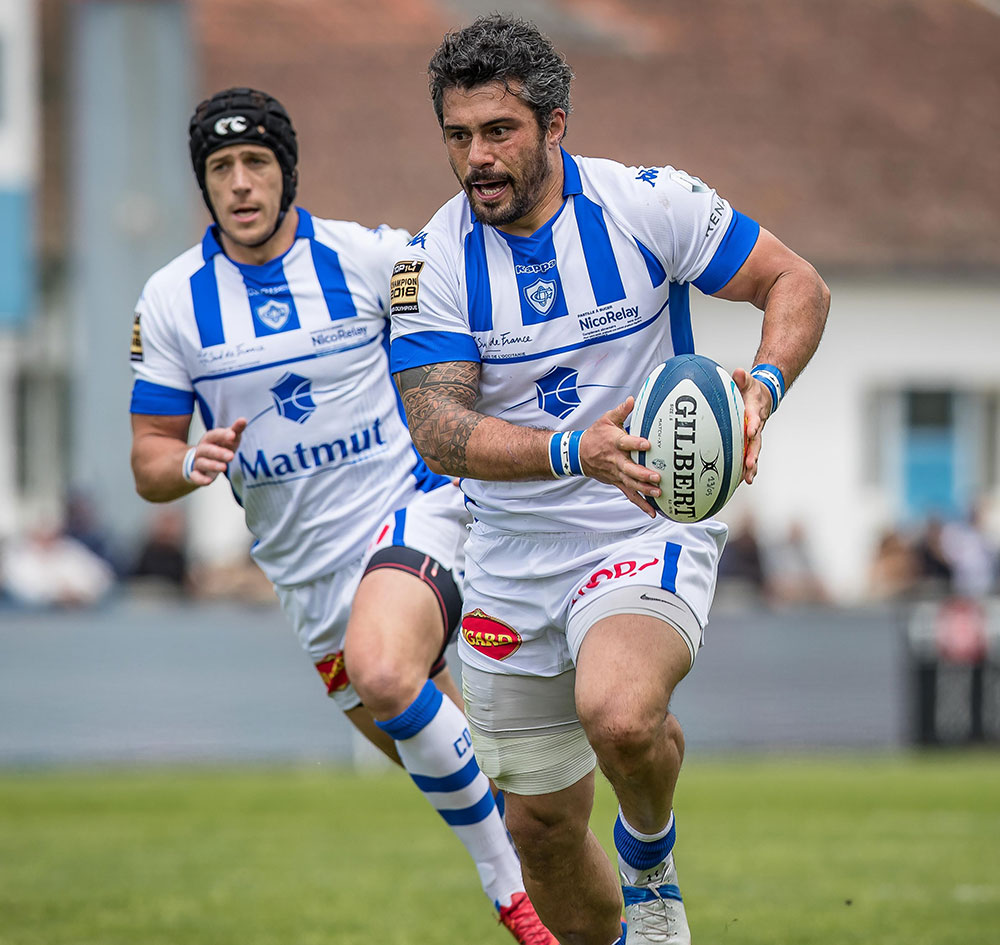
[732,368,771,485]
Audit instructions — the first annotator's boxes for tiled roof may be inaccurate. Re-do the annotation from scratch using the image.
[194,0,1000,269]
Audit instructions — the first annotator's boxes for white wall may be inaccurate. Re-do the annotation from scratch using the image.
[692,274,1000,601]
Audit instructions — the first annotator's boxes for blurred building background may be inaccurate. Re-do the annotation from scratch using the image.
[2,0,999,602]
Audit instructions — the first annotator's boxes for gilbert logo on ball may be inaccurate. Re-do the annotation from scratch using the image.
[629,354,745,522]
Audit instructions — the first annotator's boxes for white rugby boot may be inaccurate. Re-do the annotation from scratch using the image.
[620,853,691,944]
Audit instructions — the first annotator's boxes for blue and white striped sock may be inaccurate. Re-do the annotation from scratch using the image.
[614,808,676,884]
[376,680,523,906]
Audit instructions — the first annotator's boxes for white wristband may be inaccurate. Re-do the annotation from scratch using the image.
[181,446,198,484]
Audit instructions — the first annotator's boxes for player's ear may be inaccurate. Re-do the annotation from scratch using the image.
[545,108,567,146]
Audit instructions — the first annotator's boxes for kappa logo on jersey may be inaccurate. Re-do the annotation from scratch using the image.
[315,651,350,694]
[214,115,249,136]
[270,372,316,424]
[534,366,582,419]
[390,260,424,316]
[635,167,660,187]
[462,609,522,660]
[254,298,291,331]
[523,278,557,316]
[407,231,428,249]
[130,313,143,362]
[571,556,662,606]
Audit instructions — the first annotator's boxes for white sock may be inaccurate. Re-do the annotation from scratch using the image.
[376,680,524,907]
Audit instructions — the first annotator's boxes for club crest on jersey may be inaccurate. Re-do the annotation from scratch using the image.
[523,278,557,316]
[534,365,582,419]
[315,651,350,694]
[254,298,291,331]
[462,609,522,660]
[270,372,316,424]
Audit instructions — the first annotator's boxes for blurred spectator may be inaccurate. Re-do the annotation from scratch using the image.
[0,516,116,608]
[65,489,120,574]
[939,502,998,599]
[128,508,190,595]
[867,527,918,601]
[912,516,953,597]
[717,513,766,601]
[763,520,831,607]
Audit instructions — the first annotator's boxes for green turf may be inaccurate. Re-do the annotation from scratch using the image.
[0,752,997,944]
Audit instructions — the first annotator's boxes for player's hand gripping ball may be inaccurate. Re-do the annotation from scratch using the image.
[629,354,746,522]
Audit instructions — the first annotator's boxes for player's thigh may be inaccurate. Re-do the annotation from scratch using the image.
[574,606,693,745]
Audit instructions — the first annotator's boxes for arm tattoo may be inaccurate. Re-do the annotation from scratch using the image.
[395,362,483,477]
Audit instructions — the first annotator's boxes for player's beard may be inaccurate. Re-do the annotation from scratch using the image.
[462,131,551,228]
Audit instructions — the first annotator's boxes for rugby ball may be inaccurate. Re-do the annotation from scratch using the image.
[629,354,745,522]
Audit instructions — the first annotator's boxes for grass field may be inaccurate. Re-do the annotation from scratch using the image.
[1,752,998,945]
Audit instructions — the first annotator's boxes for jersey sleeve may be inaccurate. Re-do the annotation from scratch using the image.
[388,218,481,373]
[358,223,413,317]
[128,276,196,416]
[587,159,760,293]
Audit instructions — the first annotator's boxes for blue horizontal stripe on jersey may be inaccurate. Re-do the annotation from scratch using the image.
[668,281,695,355]
[410,755,482,794]
[692,211,760,295]
[661,542,681,592]
[190,332,380,385]
[622,884,683,906]
[390,330,482,372]
[438,785,496,826]
[130,379,195,415]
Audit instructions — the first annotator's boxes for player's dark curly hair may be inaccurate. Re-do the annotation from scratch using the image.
[428,14,573,135]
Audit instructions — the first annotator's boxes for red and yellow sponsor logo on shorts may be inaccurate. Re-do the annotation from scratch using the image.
[461,609,522,661]
[315,650,350,694]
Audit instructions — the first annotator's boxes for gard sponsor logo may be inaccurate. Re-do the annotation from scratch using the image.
[461,609,522,661]
[514,259,556,276]
[571,557,661,606]
[669,395,698,518]
[578,305,639,332]
[130,313,143,362]
[390,260,424,316]
[315,651,349,694]
[310,324,368,349]
[523,278,557,316]
[237,418,386,482]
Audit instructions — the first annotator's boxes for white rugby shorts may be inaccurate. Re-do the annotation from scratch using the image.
[275,482,469,710]
[458,516,727,680]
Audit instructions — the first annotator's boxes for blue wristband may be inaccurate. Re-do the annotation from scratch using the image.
[750,363,785,414]
[547,431,585,478]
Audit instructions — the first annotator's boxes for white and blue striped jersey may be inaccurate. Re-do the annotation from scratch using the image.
[389,152,760,534]
[130,209,450,587]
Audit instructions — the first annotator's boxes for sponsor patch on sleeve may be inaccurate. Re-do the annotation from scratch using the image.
[130,313,144,361]
[389,260,424,317]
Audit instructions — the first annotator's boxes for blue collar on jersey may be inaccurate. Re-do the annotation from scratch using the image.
[561,148,582,197]
[200,206,313,262]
